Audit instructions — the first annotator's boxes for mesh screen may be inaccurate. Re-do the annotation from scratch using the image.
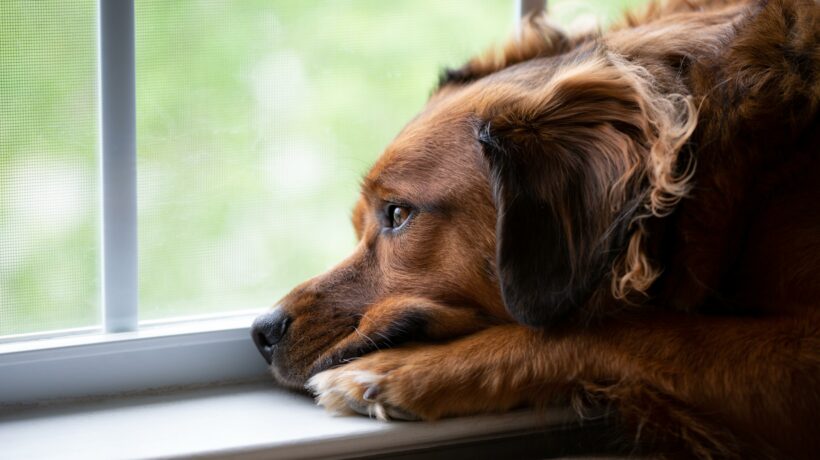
[0,0,652,335]
[551,0,650,26]
[135,0,513,319]
[0,1,100,336]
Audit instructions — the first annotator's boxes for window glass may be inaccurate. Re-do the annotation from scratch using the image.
[0,0,653,336]
[551,0,650,27]
[0,1,99,336]
[135,0,514,320]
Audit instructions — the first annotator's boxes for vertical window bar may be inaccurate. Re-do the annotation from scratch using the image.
[99,0,138,333]
[518,0,546,18]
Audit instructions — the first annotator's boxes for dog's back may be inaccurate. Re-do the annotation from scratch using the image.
[623,0,820,317]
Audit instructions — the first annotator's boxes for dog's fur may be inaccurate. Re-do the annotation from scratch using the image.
[259,0,820,457]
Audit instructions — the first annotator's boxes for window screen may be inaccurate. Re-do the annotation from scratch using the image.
[551,0,649,26]
[1,0,651,337]
[135,0,513,320]
[0,1,99,336]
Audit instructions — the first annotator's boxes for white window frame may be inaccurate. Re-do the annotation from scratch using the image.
[99,0,138,335]
[0,0,546,406]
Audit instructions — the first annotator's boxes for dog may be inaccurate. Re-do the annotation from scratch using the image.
[251,0,820,457]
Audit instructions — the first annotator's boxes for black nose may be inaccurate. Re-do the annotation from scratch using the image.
[251,309,292,364]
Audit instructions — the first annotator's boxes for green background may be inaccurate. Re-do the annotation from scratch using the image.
[0,0,647,336]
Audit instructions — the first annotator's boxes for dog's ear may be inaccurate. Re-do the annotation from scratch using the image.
[479,53,696,327]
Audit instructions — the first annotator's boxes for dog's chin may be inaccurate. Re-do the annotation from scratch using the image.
[267,341,375,390]
[266,345,321,390]
[268,363,309,390]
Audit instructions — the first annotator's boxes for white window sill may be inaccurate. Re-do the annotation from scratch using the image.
[0,313,267,405]
[0,380,608,460]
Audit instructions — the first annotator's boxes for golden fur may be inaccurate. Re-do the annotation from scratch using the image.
[251,1,820,457]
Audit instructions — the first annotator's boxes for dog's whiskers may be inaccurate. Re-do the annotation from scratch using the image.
[353,326,381,352]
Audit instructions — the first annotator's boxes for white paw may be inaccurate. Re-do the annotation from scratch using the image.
[306,368,418,421]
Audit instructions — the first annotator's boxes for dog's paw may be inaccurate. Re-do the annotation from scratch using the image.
[305,352,422,421]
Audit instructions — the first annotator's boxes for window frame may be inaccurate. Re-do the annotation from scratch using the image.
[0,313,266,405]
[99,0,138,334]
[0,0,545,407]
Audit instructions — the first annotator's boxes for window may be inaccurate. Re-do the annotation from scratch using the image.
[1,0,513,339]
[134,1,515,322]
[1,0,649,406]
[1,1,100,337]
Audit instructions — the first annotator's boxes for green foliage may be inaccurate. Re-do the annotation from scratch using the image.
[1,0,648,335]
[0,1,99,335]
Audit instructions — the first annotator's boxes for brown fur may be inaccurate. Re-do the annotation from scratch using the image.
[254,1,820,458]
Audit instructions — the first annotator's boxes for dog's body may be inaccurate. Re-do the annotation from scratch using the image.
[251,0,820,457]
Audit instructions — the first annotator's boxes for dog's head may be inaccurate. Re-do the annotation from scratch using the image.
[252,91,506,387]
[252,18,697,389]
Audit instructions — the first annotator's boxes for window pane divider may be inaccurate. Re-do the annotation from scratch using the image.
[99,0,138,333]
[518,0,546,20]
[1,0,549,406]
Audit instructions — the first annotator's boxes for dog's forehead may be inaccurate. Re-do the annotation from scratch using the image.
[363,98,486,204]
[360,57,560,205]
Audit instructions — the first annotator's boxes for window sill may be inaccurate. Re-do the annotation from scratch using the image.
[0,313,267,405]
[0,381,598,460]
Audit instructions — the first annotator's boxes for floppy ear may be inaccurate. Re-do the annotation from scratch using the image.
[479,53,696,327]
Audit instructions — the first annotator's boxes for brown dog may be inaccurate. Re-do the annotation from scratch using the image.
[251,0,820,457]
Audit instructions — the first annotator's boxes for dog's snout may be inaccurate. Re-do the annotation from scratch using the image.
[251,309,292,364]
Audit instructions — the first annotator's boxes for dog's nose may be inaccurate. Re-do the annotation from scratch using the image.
[251,309,292,364]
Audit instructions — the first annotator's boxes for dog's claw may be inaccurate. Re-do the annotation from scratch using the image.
[362,385,380,402]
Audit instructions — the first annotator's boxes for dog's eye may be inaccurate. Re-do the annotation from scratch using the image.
[386,204,410,230]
